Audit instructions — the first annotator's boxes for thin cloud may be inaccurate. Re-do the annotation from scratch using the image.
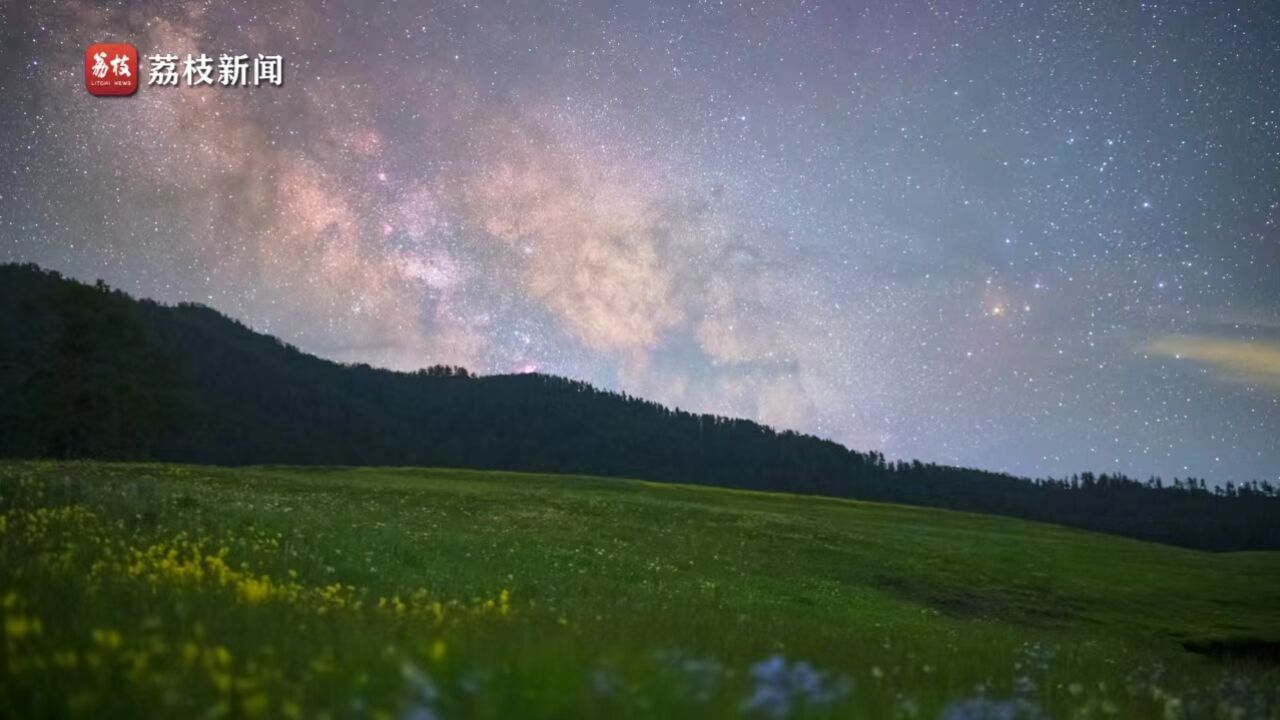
[1147,335,1280,390]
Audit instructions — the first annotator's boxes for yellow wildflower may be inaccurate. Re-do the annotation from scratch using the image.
[239,577,272,604]
[241,692,269,718]
[5,614,42,640]
[213,645,232,668]
[91,627,122,650]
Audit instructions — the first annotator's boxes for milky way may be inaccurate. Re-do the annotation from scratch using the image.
[2,0,1278,484]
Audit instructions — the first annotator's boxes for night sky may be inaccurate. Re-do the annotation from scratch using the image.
[2,1,1278,485]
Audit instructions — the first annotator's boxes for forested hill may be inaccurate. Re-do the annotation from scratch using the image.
[2,262,1277,550]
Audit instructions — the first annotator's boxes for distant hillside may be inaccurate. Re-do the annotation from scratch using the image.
[2,262,1277,550]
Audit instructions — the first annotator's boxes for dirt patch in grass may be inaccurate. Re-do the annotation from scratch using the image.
[1183,638,1280,665]
[872,573,1084,627]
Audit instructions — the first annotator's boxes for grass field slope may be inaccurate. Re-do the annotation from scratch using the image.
[2,462,1278,719]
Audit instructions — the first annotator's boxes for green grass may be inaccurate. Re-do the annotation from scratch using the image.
[2,461,1278,719]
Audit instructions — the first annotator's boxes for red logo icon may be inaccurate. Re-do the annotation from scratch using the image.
[85,43,138,96]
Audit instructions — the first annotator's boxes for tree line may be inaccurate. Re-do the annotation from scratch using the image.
[1,262,1277,551]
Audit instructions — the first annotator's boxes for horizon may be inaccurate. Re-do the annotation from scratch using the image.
[6,260,1270,489]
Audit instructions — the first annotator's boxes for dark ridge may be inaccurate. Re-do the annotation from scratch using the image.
[2,262,1278,551]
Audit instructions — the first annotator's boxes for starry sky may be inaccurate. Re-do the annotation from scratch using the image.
[2,0,1278,485]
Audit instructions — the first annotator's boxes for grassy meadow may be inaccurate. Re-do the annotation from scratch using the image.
[1,461,1278,719]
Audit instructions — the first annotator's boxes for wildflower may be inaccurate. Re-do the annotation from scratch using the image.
[213,645,232,667]
[239,576,272,604]
[4,614,42,640]
[1012,675,1037,696]
[741,655,851,718]
[91,627,122,650]
[241,691,269,717]
[938,697,1046,720]
[591,668,621,698]
[399,659,439,720]
[655,650,726,702]
[402,705,439,720]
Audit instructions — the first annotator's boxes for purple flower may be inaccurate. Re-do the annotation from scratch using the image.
[741,655,852,718]
[938,697,1046,720]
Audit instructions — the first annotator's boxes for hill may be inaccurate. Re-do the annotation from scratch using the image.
[1,262,1278,550]
[1,461,1277,718]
